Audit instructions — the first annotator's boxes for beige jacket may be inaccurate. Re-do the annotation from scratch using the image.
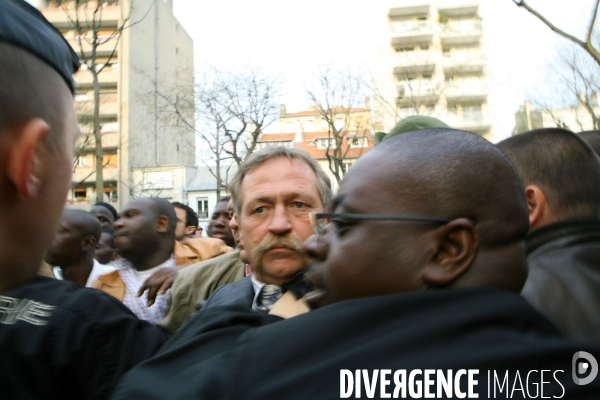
[158,250,245,336]
[173,237,233,266]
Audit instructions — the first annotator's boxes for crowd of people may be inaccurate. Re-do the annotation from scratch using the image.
[0,1,599,398]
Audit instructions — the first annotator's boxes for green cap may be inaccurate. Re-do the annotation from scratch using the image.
[376,116,450,143]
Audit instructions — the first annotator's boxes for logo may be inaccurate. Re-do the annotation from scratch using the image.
[572,351,598,385]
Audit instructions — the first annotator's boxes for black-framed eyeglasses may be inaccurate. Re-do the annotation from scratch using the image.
[309,212,452,236]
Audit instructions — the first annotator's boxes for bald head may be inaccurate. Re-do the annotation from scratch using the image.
[45,210,101,268]
[304,129,530,307]
[367,129,530,246]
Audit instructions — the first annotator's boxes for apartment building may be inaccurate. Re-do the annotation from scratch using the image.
[377,0,493,140]
[39,0,195,210]
[513,100,599,135]
[255,101,375,191]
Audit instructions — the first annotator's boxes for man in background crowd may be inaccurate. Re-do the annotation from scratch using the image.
[90,201,118,230]
[498,128,600,346]
[207,196,236,248]
[45,209,115,287]
[172,201,232,265]
[93,198,178,323]
[95,228,117,265]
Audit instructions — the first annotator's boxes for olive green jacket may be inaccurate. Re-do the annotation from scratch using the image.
[158,250,244,336]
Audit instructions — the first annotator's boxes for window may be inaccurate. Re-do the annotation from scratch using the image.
[317,138,336,149]
[400,107,417,118]
[304,120,314,132]
[197,199,209,219]
[334,119,344,130]
[348,137,367,148]
[73,187,87,200]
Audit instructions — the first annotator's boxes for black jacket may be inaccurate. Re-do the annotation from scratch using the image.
[0,276,167,399]
[112,289,600,399]
[522,219,600,346]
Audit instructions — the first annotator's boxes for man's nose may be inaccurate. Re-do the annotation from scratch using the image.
[268,206,292,235]
[303,233,328,261]
[113,219,123,230]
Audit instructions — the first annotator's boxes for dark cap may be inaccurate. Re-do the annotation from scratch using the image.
[0,0,80,93]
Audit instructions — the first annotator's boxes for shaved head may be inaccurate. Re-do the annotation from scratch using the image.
[498,128,600,221]
[368,129,530,246]
[65,209,102,241]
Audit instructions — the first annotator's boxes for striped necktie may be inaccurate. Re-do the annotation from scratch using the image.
[256,284,285,310]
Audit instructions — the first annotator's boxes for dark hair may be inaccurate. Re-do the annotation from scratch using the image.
[579,130,600,157]
[0,43,72,151]
[92,201,118,220]
[498,128,600,221]
[172,201,198,228]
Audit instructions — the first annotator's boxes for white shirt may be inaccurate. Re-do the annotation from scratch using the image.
[250,273,266,311]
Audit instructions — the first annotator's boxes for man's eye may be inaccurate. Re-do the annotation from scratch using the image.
[254,206,265,214]
[293,202,306,209]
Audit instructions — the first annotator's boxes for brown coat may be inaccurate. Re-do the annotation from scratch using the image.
[92,270,126,301]
[173,237,233,266]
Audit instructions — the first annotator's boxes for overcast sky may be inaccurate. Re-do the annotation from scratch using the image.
[29,0,598,141]
[172,0,597,141]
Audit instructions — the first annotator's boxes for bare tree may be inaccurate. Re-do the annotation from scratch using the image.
[154,66,280,199]
[306,66,373,184]
[525,43,600,132]
[53,0,149,201]
[512,0,600,66]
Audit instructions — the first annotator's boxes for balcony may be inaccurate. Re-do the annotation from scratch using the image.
[439,21,482,45]
[445,79,489,102]
[445,114,492,134]
[74,68,119,87]
[65,35,121,58]
[390,21,433,47]
[442,50,486,74]
[72,164,118,184]
[75,97,119,118]
[393,50,438,75]
[389,4,430,19]
[438,0,479,17]
[41,4,120,30]
[396,81,440,106]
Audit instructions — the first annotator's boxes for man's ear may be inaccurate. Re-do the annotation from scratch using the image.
[185,225,196,236]
[422,218,478,287]
[6,118,49,199]
[156,215,170,233]
[81,235,96,251]
[525,185,548,230]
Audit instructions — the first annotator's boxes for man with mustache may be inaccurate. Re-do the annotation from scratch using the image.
[197,146,332,314]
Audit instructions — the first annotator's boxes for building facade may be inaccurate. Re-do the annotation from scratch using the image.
[39,0,195,211]
[513,100,599,135]
[256,101,375,192]
[375,0,493,140]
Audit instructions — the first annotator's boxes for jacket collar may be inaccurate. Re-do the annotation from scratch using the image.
[525,219,600,255]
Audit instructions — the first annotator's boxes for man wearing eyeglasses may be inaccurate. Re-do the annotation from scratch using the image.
[113,129,599,399]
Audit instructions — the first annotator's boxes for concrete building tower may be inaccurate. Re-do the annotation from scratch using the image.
[377,0,493,140]
[39,0,195,210]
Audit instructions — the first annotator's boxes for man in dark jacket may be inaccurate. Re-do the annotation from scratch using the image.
[0,2,166,399]
[112,129,599,399]
[498,128,600,346]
